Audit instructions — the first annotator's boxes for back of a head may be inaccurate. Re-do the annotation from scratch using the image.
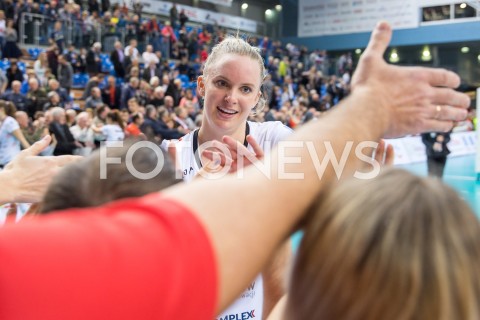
[40,141,181,213]
[287,168,480,320]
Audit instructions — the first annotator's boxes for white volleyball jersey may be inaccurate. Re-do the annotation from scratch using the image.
[164,121,292,182]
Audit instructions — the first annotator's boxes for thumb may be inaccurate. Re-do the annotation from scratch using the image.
[363,21,392,59]
[20,135,51,157]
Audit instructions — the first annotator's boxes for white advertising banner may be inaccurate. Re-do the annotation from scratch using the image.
[298,0,418,37]
[200,0,233,7]
[114,0,257,33]
[385,131,477,166]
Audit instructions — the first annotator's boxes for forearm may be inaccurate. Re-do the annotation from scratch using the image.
[262,241,291,319]
[163,87,387,313]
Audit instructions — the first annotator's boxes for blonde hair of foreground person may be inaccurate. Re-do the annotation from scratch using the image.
[284,168,480,320]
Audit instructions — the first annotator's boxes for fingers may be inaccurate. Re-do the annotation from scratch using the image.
[432,87,470,109]
[362,21,392,59]
[418,119,454,133]
[20,135,51,157]
[384,144,394,166]
[167,142,179,169]
[429,104,467,122]
[374,140,386,164]
[49,155,83,167]
[246,135,264,158]
[222,135,258,159]
[420,67,461,88]
[202,149,233,172]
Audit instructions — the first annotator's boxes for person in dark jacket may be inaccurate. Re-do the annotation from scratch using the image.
[48,107,82,155]
[421,130,451,178]
[140,105,183,141]
[86,42,102,76]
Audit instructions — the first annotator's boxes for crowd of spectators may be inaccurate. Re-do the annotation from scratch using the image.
[0,0,472,162]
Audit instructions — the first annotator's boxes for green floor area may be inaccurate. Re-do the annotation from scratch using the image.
[399,154,479,216]
[292,154,480,250]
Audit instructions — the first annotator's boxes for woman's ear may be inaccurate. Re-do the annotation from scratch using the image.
[197,76,205,97]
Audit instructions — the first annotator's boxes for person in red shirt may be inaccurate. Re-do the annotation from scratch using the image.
[125,112,144,137]
[0,22,470,319]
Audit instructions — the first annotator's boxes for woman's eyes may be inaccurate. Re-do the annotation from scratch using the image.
[214,80,252,94]
[241,86,252,94]
[215,80,227,87]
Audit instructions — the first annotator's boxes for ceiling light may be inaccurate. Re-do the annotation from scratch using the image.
[265,9,272,16]
[241,3,248,10]
[389,50,399,63]
[461,46,470,53]
[355,49,362,54]
[421,46,432,61]
[460,3,467,9]
[275,4,282,11]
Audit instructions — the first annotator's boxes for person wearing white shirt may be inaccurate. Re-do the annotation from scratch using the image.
[69,112,95,156]
[142,45,159,66]
[124,39,139,59]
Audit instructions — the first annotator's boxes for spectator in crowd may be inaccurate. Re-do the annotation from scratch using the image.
[0,100,30,168]
[69,111,95,156]
[101,76,121,109]
[91,109,124,146]
[142,44,159,67]
[26,78,48,118]
[33,52,49,86]
[0,69,7,95]
[3,80,28,112]
[125,112,144,137]
[57,55,74,94]
[86,42,102,76]
[82,74,105,100]
[120,77,139,110]
[46,45,59,78]
[124,39,139,59]
[148,86,165,108]
[85,87,104,110]
[174,106,195,131]
[5,60,23,90]
[15,110,49,146]
[142,60,162,83]
[170,4,178,28]
[50,21,65,53]
[141,104,183,141]
[47,79,70,107]
[179,9,188,28]
[48,107,81,155]
[421,131,451,178]
[165,78,182,107]
[3,19,21,59]
[0,11,5,55]
[110,40,126,79]
[43,91,62,111]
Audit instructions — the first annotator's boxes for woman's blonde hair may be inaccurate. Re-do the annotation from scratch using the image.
[287,168,480,320]
[203,36,267,113]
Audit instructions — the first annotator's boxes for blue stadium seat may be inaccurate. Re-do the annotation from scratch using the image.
[18,62,26,73]
[72,74,83,88]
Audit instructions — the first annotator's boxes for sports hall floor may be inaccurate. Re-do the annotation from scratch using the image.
[399,154,479,216]
[292,154,480,249]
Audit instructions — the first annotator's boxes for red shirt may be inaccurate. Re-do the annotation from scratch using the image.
[0,194,217,320]
[126,123,141,136]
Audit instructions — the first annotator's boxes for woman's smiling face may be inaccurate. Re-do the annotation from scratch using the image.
[198,53,261,136]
